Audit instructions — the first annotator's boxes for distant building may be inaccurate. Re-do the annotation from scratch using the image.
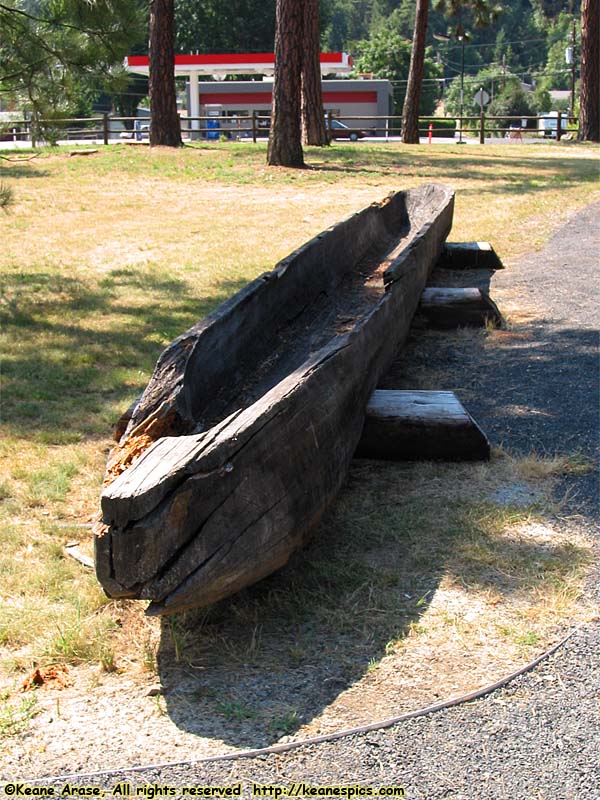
[194,79,391,136]
[125,53,392,137]
[549,89,571,107]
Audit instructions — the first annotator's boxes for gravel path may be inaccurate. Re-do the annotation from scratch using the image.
[16,203,600,799]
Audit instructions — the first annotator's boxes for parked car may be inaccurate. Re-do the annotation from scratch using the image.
[328,119,368,141]
[537,113,568,138]
[119,123,149,140]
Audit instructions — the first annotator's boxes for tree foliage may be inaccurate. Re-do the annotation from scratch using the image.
[354,27,442,116]
[487,82,536,128]
[0,1,145,121]
[1,0,591,139]
[174,0,276,54]
[324,0,583,113]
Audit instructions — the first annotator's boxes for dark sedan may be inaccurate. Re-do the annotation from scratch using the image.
[328,119,368,141]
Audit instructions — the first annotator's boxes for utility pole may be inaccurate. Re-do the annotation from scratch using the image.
[569,20,576,119]
[459,28,465,143]
[433,26,468,144]
[501,53,506,91]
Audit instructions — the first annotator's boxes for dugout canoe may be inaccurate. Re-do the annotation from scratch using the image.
[95,184,455,615]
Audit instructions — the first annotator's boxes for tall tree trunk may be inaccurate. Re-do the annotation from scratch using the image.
[267,0,305,167]
[149,0,182,147]
[401,0,429,144]
[578,0,599,142]
[302,0,329,146]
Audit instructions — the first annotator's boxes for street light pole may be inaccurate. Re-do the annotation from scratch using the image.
[434,25,467,144]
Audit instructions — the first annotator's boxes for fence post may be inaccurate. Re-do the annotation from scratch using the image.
[556,111,562,141]
[102,113,109,146]
[252,110,257,144]
[479,111,485,144]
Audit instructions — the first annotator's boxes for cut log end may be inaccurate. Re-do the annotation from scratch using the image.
[437,242,504,270]
[356,389,490,462]
[419,287,503,329]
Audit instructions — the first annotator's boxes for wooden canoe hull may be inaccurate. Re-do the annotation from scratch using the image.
[95,184,455,615]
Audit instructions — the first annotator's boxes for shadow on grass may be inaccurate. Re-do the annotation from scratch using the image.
[0,269,249,442]
[154,251,597,749]
[154,457,590,749]
[0,161,51,179]
[307,148,599,195]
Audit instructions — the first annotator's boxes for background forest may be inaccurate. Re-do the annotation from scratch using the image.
[0,0,584,123]
[174,0,582,117]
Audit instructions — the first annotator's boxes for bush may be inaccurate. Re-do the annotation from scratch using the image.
[488,85,536,132]
[423,118,457,138]
[0,182,13,211]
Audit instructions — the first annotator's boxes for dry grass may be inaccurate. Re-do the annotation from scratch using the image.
[0,141,598,757]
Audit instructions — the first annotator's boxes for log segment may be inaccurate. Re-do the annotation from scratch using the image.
[437,241,504,270]
[419,287,503,328]
[356,390,490,462]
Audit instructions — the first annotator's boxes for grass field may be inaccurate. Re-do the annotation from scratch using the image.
[1,140,598,740]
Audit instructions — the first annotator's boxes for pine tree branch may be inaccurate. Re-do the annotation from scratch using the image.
[0,2,108,36]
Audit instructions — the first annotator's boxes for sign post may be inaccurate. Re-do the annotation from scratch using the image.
[473,88,489,144]
[473,87,490,111]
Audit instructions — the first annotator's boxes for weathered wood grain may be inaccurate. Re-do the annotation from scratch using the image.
[356,390,491,462]
[419,287,503,328]
[95,184,455,615]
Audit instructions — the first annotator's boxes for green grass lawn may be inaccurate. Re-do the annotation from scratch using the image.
[0,140,598,693]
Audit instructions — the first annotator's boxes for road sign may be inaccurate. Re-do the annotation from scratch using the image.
[474,88,490,109]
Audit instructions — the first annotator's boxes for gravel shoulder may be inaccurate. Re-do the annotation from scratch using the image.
[6,202,600,799]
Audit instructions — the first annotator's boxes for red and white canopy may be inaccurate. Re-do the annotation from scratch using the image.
[125,52,353,79]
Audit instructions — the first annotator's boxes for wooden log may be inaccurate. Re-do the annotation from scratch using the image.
[356,390,490,462]
[437,241,504,270]
[68,149,99,157]
[419,287,503,328]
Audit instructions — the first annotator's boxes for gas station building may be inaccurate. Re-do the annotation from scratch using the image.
[125,53,392,137]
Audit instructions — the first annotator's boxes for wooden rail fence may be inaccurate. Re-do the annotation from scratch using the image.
[1,111,577,145]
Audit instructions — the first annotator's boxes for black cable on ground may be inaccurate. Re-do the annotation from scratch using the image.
[24,626,579,784]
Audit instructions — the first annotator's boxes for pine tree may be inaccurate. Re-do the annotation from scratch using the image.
[267,0,305,166]
[148,0,182,147]
[401,0,430,143]
[302,0,330,146]
[578,0,599,141]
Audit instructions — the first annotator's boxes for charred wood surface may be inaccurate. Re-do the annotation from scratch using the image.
[96,185,455,614]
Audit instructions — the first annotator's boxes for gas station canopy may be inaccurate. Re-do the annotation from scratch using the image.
[125,52,353,80]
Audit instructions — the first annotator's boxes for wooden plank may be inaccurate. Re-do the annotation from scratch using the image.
[437,241,504,270]
[356,390,490,462]
[64,543,94,569]
[68,149,99,157]
[419,287,503,328]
